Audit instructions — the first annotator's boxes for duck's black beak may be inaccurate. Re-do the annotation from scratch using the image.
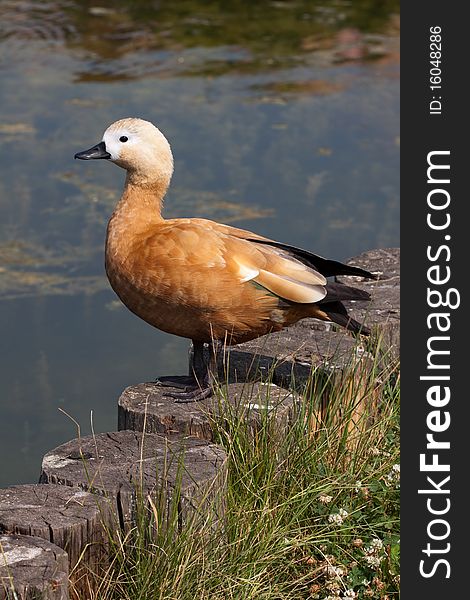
[74,141,111,160]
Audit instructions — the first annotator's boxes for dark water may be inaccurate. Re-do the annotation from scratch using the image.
[0,0,399,486]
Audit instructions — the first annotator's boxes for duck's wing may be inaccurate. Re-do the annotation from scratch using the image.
[191,219,376,280]
[153,220,327,304]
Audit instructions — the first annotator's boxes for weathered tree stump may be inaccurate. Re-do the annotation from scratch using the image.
[221,326,360,388]
[0,534,68,600]
[233,329,381,441]
[39,431,226,532]
[118,381,299,441]
[0,484,112,598]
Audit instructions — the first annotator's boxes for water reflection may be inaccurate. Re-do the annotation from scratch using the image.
[0,0,399,486]
[1,1,399,77]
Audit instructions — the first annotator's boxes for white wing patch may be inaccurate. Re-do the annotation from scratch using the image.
[237,262,260,283]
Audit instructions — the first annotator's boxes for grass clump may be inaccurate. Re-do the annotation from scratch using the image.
[91,345,399,600]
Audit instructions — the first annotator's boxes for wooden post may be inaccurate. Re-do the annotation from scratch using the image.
[0,484,112,599]
[39,431,226,532]
[118,381,299,441]
[222,327,359,389]
[0,534,69,600]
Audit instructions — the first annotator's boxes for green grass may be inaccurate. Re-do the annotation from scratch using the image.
[85,343,400,600]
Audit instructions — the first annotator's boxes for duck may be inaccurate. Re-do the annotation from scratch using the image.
[75,118,376,402]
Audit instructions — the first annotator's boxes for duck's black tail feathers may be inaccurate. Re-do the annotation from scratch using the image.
[249,238,373,335]
[249,239,378,280]
[322,282,370,303]
[319,300,370,336]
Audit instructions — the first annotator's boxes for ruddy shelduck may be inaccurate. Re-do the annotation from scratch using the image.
[75,118,375,401]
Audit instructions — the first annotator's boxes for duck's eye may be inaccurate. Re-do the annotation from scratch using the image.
[119,136,128,143]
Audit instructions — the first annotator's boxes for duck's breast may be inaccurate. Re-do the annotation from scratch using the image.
[104,220,290,342]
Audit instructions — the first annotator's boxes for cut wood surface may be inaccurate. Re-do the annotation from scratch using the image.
[39,431,226,531]
[0,484,111,598]
[118,381,299,441]
[0,534,69,600]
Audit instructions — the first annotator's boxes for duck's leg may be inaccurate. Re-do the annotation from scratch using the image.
[157,341,216,403]
[155,342,205,389]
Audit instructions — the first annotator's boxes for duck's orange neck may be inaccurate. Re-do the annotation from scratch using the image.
[121,173,167,216]
[106,172,167,258]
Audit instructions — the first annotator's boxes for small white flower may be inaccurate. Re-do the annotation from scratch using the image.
[328,513,344,526]
[364,555,382,568]
[385,463,401,486]
[369,538,384,552]
[363,538,385,569]
[343,590,356,598]
[328,508,348,526]
[361,579,370,586]
[319,493,333,504]
[354,481,362,493]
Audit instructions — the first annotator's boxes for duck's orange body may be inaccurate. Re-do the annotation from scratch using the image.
[106,211,320,346]
[76,118,373,401]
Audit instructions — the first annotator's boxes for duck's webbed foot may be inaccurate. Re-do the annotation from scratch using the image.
[155,375,198,390]
[163,378,214,403]
[156,340,217,403]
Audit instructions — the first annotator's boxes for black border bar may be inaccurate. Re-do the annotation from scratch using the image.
[401,3,467,596]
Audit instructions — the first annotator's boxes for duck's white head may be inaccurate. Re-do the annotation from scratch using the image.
[75,117,174,189]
